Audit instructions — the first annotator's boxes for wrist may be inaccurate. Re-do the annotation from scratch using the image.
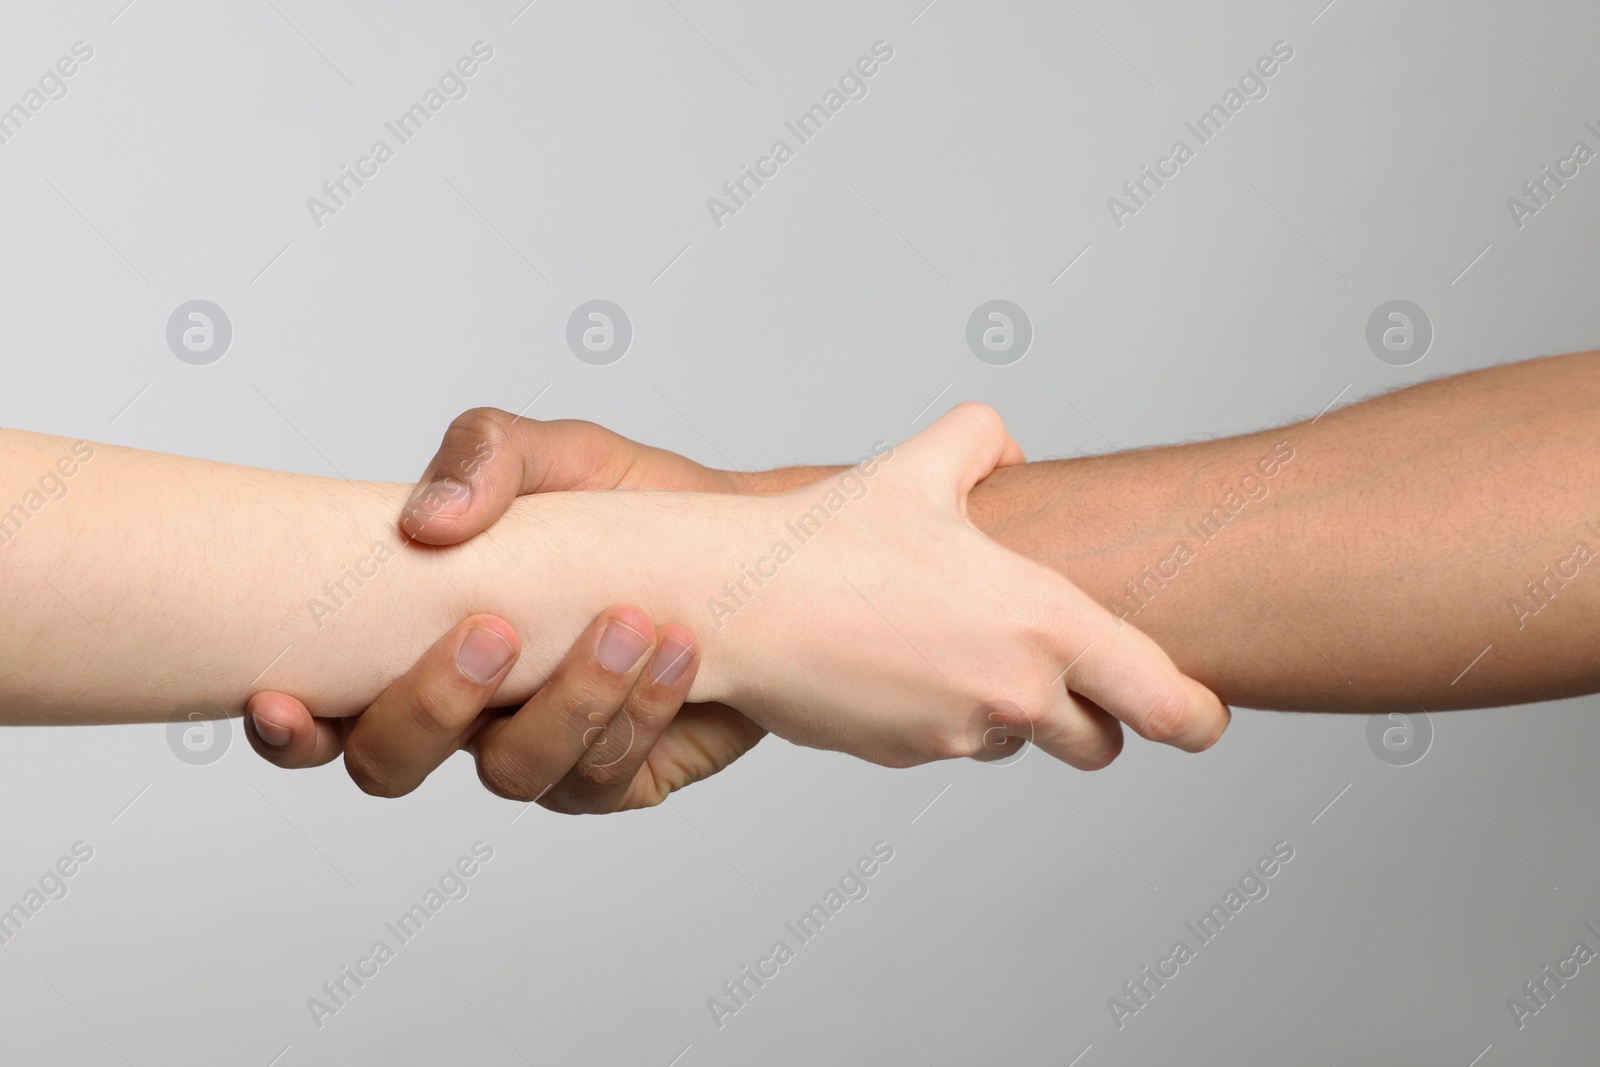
[687,469,890,716]
[441,488,783,708]
[715,464,847,496]
[668,492,793,706]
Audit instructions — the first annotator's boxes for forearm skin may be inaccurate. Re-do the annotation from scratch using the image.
[966,351,1600,712]
[0,435,752,724]
[739,353,1600,712]
[9,351,1592,724]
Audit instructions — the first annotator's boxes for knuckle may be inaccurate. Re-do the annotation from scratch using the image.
[474,749,542,803]
[571,709,640,786]
[534,789,593,817]
[406,686,467,738]
[575,748,632,789]
[1026,589,1080,660]
[436,409,510,479]
[448,407,511,445]
[548,759,629,813]
[1038,695,1122,770]
[952,400,1003,427]
[343,745,407,799]
[558,684,614,718]
[620,693,669,737]
[1076,729,1124,771]
[443,411,504,455]
[1076,749,1116,772]
[554,420,628,488]
[931,725,984,762]
[559,690,625,744]
[559,418,614,450]
[983,697,1034,734]
[948,401,1008,442]
[1137,688,1190,744]
[973,698,1031,760]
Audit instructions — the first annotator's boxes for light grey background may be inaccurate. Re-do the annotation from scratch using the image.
[1,0,1597,1063]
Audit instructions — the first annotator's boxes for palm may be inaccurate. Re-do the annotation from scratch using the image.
[615,703,766,811]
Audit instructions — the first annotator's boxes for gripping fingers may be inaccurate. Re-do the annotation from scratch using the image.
[540,625,702,814]
[341,615,521,797]
[976,690,1127,772]
[469,607,659,805]
[1057,585,1231,753]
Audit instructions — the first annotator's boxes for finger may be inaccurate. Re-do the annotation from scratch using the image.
[342,615,521,797]
[1054,584,1231,753]
[894,402,1026,505]
[471,607,657,803]
[401,410,692,545]
[976,690,1125,772]
[245,692,348,768]
[541,625,702,814]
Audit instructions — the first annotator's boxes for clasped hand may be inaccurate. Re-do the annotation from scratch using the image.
[247,405,1227,810]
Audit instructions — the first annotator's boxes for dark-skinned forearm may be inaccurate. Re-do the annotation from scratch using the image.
[755,351,1600,713]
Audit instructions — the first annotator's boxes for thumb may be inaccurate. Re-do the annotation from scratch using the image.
[401,410,632,545]
[245,692,349,769]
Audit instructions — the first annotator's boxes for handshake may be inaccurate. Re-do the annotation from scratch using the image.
[245,403,1229,811]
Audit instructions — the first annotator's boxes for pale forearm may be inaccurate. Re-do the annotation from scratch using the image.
[0,431,737,723]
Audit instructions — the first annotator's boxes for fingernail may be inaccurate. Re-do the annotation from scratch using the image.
[251,711,292,747]
[458,627,515,685]
[404,480,471,534]
[649,638,694,685]
[597,620,649,675]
